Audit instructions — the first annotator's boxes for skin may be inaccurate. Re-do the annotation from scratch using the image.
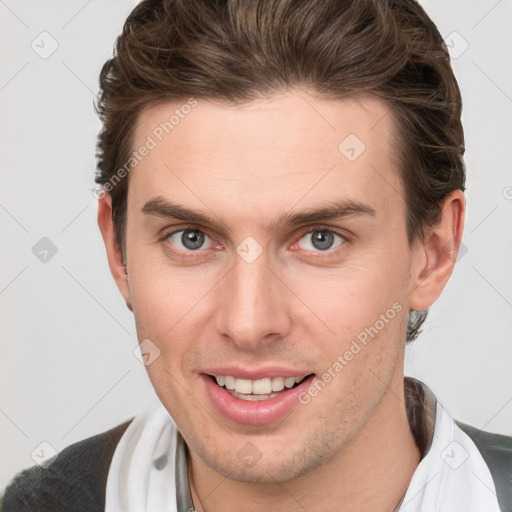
[98,89,465,512]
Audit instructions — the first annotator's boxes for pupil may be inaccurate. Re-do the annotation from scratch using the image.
[182,229,204,250]
[312,230,333,251]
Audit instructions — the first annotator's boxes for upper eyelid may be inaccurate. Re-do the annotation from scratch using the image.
[161,225,215,241]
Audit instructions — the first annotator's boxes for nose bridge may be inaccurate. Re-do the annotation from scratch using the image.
[216,248,290,348]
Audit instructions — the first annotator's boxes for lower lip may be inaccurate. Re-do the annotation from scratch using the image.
[201,374,315,426]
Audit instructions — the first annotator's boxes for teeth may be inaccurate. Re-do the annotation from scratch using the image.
[234,378,252,394]
[224,376,235,390]
[228,390,280,401]
[284,377,296,389]
[253,378,272,394]
[271,377,285,392]
[214,375,307,395]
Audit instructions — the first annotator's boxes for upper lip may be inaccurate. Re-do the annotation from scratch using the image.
[202,366,314,380]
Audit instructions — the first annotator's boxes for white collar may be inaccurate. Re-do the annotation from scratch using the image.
[105,380,501,512]
[397,398,501,511]
[105,401,192,511]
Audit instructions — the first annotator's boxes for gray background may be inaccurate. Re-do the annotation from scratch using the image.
[1,0,511,492]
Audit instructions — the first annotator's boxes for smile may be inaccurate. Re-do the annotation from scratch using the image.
[214,374,307,399]
[202,373,316,425]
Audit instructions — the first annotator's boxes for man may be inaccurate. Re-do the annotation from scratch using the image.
[3,0,511,511]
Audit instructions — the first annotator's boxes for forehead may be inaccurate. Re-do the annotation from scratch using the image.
[128,91,403,225]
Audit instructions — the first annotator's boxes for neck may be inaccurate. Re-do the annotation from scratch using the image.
[188,372,420,512]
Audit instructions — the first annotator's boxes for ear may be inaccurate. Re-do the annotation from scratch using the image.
[408,189,466,311]
[97,194,133,311]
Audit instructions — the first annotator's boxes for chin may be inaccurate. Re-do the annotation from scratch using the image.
[192,433,332,485]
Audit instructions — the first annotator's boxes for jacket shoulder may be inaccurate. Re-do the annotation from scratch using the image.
[456,420,512,512]
[2,418,133,512]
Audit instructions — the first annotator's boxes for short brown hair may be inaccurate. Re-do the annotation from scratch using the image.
[94,0,465,342]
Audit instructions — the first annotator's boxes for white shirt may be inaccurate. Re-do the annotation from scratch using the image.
[105,379,502,512]
[398,399,501,511]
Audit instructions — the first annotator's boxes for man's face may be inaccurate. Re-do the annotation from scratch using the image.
[122,91,418,482]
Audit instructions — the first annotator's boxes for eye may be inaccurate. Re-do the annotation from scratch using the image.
[165,228,213,254]
[296,228,346,254]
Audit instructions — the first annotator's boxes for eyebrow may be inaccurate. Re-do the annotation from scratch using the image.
[141,196,376,233]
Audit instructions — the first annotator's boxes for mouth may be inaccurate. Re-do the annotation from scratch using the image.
[201,372,316,425]
[207,374,314,401]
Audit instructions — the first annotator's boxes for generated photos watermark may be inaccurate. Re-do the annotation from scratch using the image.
[94,97,198,199]
[298,301,403,405]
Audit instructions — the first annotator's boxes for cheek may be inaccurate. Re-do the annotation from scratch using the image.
[291,250,410,342]
[127,258,221,381]
[127,237,204,327]
[127,267,190,366]
[128,269,202,406]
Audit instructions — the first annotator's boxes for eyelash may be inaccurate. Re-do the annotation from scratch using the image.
[159,225,350,260]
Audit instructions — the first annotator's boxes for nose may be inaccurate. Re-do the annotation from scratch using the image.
[215,248,292,350]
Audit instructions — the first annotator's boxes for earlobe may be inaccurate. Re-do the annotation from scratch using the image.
[97,195,133,311]
[409,190,466,311]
